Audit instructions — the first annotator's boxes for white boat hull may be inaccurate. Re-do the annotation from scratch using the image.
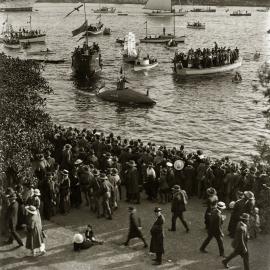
[187,25,205,29]
[174,58,242,76]
[147,11,187,16]
[26,51,55,56]
[19,35,46,43]
[4,43,20,49]
[86,30,103,36]
[134,62,158,71]
[140,36,185,43]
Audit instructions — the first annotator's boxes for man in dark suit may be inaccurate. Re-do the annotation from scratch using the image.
[150,207,165,265]
[168,185,189,232]
[228,191,246,237]
[6,193,24,246]
[125,160,140,204]
[200,201,226,257]
[222,213,250,270]
[124,206,147,248]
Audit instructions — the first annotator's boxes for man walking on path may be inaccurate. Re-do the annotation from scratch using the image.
[222,213,250,270]
[200,201,226,257]
[150,207,165,265]
[124,206,148,248]
[5,193,24,247]
[168,185,189,232]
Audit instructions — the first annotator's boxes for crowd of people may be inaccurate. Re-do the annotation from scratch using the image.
[0,125,270,266]
[173,42,240,69]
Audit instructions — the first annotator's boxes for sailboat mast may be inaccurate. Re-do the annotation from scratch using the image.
[29,15,32,31]
[145,21,148,37]
[173,10,175,36]
[83,2,88,45]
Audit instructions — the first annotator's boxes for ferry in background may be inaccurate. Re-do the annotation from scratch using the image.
[0,0,36,12]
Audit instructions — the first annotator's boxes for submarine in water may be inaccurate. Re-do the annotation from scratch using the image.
[96,73,156,106]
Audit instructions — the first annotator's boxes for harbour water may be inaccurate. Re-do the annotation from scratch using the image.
[1,3,270,160]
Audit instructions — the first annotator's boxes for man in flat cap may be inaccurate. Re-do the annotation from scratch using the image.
[124,207,147,248]
[150,207,165,265]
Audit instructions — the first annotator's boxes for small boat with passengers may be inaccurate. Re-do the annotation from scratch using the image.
[117,11,128,16]
[187,22,205,29]
[230,10,251,16]
[92,6,116,13]
[140,20,185,44]
[144,0,187,17]
[189,7,216,12]
[25,48,55,56]
[3,36,21,49]
[96,70,156,105]
[18,16,46,44]
[257,7,269,12]
[134,56,158,71]
[165,39,178,49]
[173,45,242,76]
[85,21,104,36]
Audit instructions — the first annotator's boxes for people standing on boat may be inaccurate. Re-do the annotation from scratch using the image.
[173,44,240,70]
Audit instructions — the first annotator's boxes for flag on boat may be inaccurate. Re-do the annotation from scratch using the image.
[64,4,83,18]
[72,20,88,37]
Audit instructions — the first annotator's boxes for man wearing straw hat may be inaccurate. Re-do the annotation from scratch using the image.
[200,201,226,257]
[168,185,189,233]
[222,213,250,270]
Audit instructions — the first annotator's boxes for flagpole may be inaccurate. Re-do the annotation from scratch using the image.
[29,15,32,31]
[83,1,88,46]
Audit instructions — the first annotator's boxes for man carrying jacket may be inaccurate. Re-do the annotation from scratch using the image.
[168,185,189,232]
[222,213,250,270]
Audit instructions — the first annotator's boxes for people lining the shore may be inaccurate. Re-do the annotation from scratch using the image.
[173,43,240,70]
[1,125,270,266]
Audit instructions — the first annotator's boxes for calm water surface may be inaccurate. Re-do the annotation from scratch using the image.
[1,4,270,160]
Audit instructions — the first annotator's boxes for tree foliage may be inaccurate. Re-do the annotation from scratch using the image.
[0,53,53,185]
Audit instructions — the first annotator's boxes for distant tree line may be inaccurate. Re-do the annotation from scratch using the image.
[37,0,270,7]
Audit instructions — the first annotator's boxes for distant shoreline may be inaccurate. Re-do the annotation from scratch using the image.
[36,0,270,7]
